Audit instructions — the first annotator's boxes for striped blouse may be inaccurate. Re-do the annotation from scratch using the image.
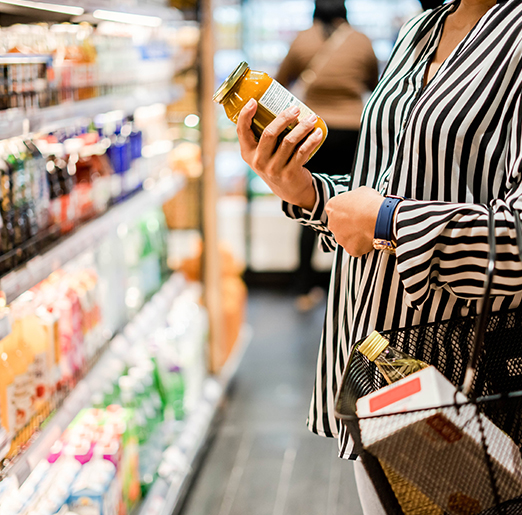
[283,0,522,459]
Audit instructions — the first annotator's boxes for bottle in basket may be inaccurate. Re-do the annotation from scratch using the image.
[358,331,429,385]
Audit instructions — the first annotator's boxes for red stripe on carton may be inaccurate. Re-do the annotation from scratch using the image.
[369,377,422,413]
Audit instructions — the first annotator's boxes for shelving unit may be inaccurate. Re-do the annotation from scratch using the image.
[3,269,251,515]
[0,173,185,304]
[0,2,249,513]
[0,85,184,140]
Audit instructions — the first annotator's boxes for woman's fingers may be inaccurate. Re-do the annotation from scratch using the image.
[255,106,301,166]
[271,113,319,167]
[237,99,259,161]
[289,127,323,168]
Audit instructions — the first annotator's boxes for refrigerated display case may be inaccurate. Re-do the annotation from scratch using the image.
[0,2,249,513]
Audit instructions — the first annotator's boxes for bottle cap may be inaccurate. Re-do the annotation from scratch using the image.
[357,331,389,361]
[213,61,249,104]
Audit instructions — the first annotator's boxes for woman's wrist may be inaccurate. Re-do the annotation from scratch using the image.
[373,195,404,253]
[292,175,317,211]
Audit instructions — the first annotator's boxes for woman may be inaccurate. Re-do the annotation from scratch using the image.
[275,0,378,308]
[237,0,522,512]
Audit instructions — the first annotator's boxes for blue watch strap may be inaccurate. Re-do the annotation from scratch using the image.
[374,196,402,241]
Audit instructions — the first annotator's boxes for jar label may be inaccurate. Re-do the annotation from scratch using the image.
[259,80,315,120]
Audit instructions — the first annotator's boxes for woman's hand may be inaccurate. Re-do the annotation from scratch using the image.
[237,98,323,210]
[325,187,385,257]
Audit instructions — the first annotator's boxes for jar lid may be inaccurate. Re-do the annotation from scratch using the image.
[213,61,249,104]
[357,331,389,361]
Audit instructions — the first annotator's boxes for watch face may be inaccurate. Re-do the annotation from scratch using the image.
[372,239,397,254]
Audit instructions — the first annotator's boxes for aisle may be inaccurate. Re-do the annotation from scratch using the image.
[180,289,363,515]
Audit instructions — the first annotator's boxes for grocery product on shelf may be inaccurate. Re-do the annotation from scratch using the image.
[0,21,180,112]
[0,111,165,278]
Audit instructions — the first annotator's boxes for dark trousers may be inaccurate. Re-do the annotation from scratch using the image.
[294,128,359,294]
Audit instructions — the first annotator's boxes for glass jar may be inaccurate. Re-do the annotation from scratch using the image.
[213,61,328,159]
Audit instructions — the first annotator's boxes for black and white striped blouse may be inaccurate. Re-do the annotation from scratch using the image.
[283,0,522,459]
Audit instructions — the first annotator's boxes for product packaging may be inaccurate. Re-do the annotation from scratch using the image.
[357,366,522,514]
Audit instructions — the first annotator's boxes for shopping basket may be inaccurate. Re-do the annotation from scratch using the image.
[334,208,522,515]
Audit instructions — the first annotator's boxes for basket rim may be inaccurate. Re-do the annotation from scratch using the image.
[334,387,522,422]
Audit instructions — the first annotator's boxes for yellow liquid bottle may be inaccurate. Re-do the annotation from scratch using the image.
[358,331,429,385]
[22,312,52,408]
[1,331,32,431]
[0,345,15,434]
[11,301,36,420]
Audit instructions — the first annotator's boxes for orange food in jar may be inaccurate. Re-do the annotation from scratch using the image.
[213,61,328,159]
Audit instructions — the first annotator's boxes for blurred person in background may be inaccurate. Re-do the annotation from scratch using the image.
[275,0,379,311]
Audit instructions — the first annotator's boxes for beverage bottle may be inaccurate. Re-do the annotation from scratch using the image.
[0,308,16,435]
[35,276,64,394]
[25,139,50,235]
[0,152,14,273]
[76,132,112,215]
[119,375,148,444]
[17,292,52,407]
[5,141,30,262]
[15,139,38,254]
[10,299,37,416]
[45,143,77,234]
[357,331,429,385]
[64,137,93,221]
[1,322,33,431]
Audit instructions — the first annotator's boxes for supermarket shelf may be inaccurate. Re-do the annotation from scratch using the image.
[0,173,185,304]
[138,325,253,515]
[0,84,184,140]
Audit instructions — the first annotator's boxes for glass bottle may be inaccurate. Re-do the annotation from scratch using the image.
[213,61,328,158]
[0,154,14,274]
[357,331,429,385]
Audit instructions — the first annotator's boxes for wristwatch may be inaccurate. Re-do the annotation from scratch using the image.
[373,195,404,253]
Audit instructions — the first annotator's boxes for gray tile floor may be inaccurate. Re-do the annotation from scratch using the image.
[180,289,363,515]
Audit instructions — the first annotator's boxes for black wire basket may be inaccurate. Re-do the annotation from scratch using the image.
[334,209,522,515]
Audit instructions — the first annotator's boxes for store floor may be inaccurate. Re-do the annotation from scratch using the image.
[180,289,363,515]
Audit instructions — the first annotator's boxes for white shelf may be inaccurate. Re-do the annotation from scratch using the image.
[0,173,185,304]
[0,85,183,140]
[138,325,253,515]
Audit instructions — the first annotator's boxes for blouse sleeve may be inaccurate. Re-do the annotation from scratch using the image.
[395,92,522,309]
[282,173,351,252]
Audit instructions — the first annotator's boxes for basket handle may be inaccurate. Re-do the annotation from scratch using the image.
[461,207,497,396]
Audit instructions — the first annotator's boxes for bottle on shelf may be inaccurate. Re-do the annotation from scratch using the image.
[44,142,77,235]
[357,330,429,385]
[4,141,31,262]
[0,307,15,437]
[24,138,50,236]
[0,154,15,274]
[0,310,34,432]
[14,291,53,410]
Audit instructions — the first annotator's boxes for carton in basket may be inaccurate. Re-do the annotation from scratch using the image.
[356,366,522,515]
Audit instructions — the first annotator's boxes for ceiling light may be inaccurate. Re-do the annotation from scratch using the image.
[0,0,84,15]
[92,9,162,27]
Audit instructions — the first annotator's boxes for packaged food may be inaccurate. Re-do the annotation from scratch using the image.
[213,61,327,158]
[357,366,522,514]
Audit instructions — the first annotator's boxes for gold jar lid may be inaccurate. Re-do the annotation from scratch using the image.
[213,61,249,104]
[358,331,389,361]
